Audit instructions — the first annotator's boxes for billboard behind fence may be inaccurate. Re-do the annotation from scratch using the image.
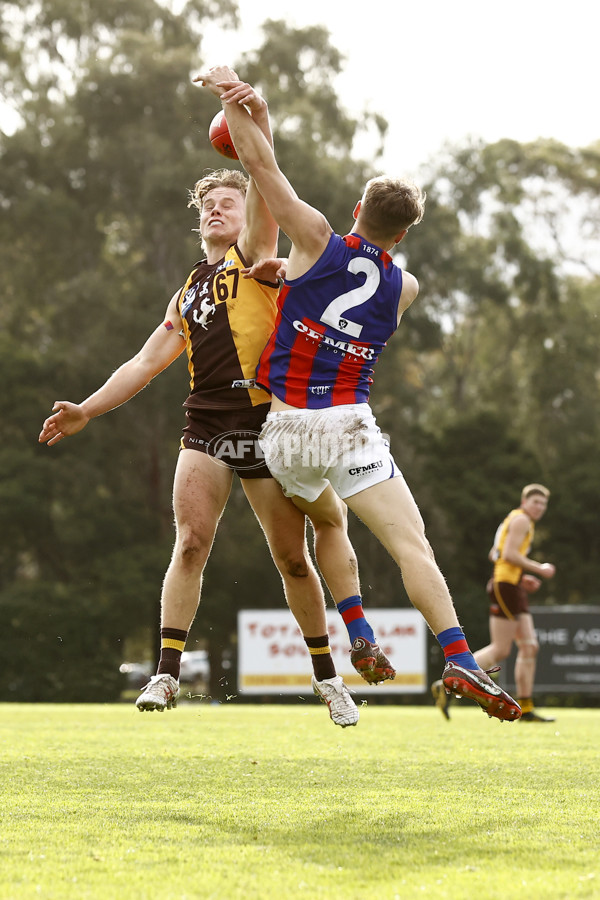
[238,608,427,694]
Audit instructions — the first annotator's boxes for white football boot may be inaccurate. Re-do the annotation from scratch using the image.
[311,675,359,727]
[135,674,180,711]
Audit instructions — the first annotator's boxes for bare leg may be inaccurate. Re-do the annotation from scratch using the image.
[161,449,233,629]
[135,451,233,710]
[474,616,517,671]
[343,477,460,635]
[287,476,521,720]
[241,477,327,637]
[290,485,395,684]
[514,612,538,698]
[291,485,361,604]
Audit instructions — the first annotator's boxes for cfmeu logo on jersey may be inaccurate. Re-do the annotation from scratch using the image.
[208,429,265,470]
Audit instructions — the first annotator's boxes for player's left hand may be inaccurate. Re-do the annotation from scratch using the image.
[241,257,287,283]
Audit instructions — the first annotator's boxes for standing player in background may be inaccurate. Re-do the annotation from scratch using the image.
[197,65,522,722]
[38,80,394,730]
[433,484,556,722]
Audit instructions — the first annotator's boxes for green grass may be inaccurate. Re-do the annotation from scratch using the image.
[1,701,599,899]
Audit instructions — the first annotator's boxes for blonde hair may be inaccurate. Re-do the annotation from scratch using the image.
[187,168,248,212]
[521,483,550,501]
[359,176,426,242]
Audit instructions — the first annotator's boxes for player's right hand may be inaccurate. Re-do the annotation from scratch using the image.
[539,563,556,579]
[521,574,542,593]
[241,257,287,282]
[39,401,89,446]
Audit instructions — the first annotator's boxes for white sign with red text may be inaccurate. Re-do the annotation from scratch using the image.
[238,609,426,694]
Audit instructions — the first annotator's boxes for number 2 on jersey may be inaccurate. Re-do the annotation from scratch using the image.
[320,258,380,338]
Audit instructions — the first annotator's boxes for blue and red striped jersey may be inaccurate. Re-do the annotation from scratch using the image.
[256,232,403,408]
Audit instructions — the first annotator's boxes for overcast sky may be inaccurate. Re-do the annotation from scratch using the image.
[2,0,596,179]
[202,0,599,176]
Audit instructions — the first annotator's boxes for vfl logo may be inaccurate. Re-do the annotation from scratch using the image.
[338,319,348,330]
[181,285,198,316]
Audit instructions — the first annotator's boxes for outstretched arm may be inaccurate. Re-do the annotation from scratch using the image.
[39,292,185,446]
[196,67,331,277]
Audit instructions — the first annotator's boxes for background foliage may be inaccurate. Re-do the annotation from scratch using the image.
[1,0,598,700]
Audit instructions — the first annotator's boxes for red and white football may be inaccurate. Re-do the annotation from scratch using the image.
[208,111,238,159]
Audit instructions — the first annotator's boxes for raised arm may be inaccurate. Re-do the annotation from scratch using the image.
[196,67,332,277]
[231,82,279,264]
[39,292,185,446]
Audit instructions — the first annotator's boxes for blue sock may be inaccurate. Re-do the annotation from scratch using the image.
[336,596,375,644]
[437,626,477,670]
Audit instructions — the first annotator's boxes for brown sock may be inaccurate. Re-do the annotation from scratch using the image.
[305,635,336,681]
[157,627,188,680]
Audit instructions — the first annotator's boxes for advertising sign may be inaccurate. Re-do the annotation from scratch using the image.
[238,609,427,695]
[502,606,600,694]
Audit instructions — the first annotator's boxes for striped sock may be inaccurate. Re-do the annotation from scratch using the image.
[305,635,336,681]
[157,627,188,680]
[336,596,375,644]
[437,626,477,670]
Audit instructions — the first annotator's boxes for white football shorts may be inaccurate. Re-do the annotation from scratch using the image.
[258,402,401,502]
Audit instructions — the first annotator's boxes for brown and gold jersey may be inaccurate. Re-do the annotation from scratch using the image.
[492,508,535,585]
[177,243,278,410]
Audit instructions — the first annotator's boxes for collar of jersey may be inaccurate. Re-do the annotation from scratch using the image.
[343,233,392,268]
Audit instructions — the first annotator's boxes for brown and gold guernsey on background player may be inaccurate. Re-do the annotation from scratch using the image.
[488,507,537,619]
[433,484,556,722]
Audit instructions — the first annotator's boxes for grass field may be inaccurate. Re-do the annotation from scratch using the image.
[2,700,599,900]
